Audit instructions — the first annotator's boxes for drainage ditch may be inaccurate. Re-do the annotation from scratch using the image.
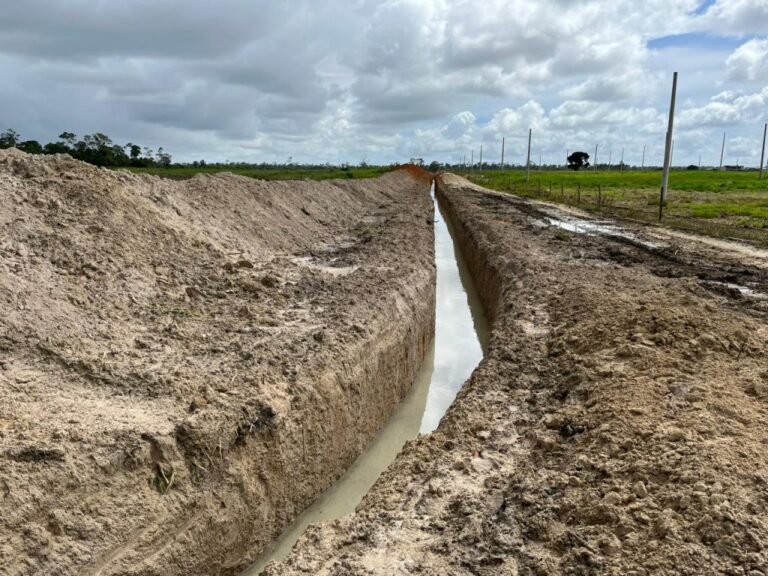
[245,181,489,574]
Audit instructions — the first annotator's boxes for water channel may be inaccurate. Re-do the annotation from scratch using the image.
[245,181,489,574]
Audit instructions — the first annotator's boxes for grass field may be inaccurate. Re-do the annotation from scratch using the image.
[122,163,768,246]
[465,169,768,246]
[122,165,391,181]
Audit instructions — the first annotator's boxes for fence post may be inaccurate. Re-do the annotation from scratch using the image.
[577,182,581,204]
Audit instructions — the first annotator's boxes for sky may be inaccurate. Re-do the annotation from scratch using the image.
[0,0,767,166]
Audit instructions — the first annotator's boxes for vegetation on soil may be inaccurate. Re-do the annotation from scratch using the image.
[124,164,391,181]
[465,169,768,246]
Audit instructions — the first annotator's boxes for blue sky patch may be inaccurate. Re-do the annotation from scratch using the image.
[648,32,747,51]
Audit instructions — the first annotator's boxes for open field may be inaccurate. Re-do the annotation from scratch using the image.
[466,169,768,246]
[122,165,391,181]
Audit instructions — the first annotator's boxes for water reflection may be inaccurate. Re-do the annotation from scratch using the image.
[244,181,489,574]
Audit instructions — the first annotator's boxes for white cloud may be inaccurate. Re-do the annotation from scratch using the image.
[679,86,768,127]
[702,0,768,35]
[726,38,768,82]
[0,0,764,166]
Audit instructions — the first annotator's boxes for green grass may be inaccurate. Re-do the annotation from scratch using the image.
[465,168,768,246]
[119,165,391,181]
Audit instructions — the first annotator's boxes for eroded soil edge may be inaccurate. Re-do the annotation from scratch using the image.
[0,150,435,575]
[268,173,768,575]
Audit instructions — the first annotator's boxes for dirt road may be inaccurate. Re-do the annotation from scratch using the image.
[267,173,768,576]
[0,150,434,575]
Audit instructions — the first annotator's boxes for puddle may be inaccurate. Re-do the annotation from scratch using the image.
[535,214,664,250]
[244,181,489,574]
[702,280,766,299]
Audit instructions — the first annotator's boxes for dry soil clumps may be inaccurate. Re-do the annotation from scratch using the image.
[0,149,434,575]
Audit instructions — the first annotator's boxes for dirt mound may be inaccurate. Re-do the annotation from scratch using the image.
[267,174,768,575]
[0,150,434,575]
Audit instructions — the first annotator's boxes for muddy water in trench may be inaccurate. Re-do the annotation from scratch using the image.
[245,182,489,574]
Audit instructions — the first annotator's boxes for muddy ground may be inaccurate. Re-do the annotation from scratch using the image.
[0,150,434,575]
[268,173,768,576]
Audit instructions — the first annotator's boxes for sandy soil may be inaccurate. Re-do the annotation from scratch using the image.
[0,150,434,575]
[268,173,768,576]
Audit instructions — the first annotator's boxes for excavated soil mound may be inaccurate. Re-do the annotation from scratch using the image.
[0,149,434,575]
[267,174,768,576]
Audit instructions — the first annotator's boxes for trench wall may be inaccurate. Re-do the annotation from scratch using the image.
[435,176,504,329]
[217,278,435,574]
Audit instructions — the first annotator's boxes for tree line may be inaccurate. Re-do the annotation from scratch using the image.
[0,129,171,168]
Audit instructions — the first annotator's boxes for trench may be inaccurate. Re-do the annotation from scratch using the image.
[244,181,489,574]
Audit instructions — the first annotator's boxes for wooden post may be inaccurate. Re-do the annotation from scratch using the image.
[577,183,581,204]
[659,71,678,221]
[719,132,726,171]
[501,137,506,172]
[593,144,598,172]
[526,128,532,182]
[760,123,767,180]
[479,144,483,171]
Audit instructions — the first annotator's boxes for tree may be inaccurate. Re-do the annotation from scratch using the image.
[567,151,590,171]
[18,140,43,154]
[156,147,172,167]
[125,143,142,160]
[0,129,20,149]
[43,141,71,155]
[59,132,77,146]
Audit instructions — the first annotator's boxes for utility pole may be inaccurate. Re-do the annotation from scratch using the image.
[659,71,678,221]
[608,148,612,172]
[760,123,767,180]
[501,137,505,172]
[719,132,726,171]
[479,144,483,171]
[471,150,474,173]
[620,147,624,171]
[670,139,675,167]
[699,154,701,170]
[594,144,598,172]
[641,144,646,169]
[539,152,542,171]
[525,128,532,182]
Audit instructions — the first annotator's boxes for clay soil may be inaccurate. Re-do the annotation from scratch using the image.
[268,173,768,576]
[0,149,434,575]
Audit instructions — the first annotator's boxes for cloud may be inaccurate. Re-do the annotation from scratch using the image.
[0,0,764,166]
[678,86,768,127]
[726,38,768,82]
[701,0,768,35]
